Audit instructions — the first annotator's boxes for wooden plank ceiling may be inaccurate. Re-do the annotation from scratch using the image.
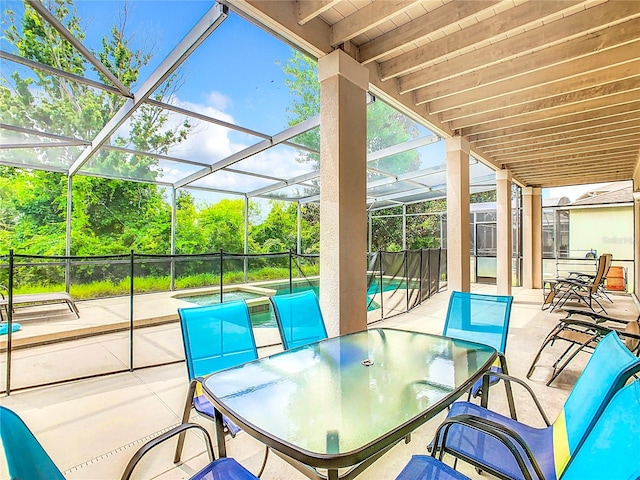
[229,0,640,189]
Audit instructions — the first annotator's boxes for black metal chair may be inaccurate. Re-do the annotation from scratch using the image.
[527,308,640,385]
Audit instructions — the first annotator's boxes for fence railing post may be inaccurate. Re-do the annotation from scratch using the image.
[437,248,443,292]
[289,250,293,294]
[220,249,224,303]
[404,249,409,312]
[5,249,14,394]
[129,250,134,372]
[419,248,424,305]
[170,254,176,292]
[378,250,384,320]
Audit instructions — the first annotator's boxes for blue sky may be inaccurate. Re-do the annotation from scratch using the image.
[74,1,297,134]
[3,1,514,204]
[3,1,297,133]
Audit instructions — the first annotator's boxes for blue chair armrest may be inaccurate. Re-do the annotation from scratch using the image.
[434,414,544,480]
[473,371,551,426]
[121,423,213,480]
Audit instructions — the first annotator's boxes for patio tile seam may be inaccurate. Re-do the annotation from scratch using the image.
[62,423,180,474]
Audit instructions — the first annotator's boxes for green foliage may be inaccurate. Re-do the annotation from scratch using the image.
[471,190,497,203]
[0,0,188,256]
[283,50,320,161]
[282,49,421,176]
[10,262,320,300]
[251,201,297,253]
[366,100,420,176]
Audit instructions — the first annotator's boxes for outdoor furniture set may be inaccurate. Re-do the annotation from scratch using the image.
[541,253,613,314]
[3,290,639,480]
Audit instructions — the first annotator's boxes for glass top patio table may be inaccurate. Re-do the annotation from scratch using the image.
[203,327,496,479]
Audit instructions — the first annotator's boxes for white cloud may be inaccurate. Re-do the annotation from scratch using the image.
[165,95,240,163]
[111,91,314,197]
[204,91,232,111]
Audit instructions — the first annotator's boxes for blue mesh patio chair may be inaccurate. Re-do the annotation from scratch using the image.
[396,372,640,480]
[121,422,258,480]
[0,405,257,480]
[420,331,640,480]
[443,291,514,414]
[175,300,267,474]
[270,290,328,350]
[0,406,66,480]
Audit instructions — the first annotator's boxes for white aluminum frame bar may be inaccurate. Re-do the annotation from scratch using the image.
[68,4,229,176]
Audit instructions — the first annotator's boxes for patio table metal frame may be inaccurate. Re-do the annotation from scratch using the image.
[203,327,497,480]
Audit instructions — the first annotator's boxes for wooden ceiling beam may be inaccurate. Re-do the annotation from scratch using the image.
[380,1,581,81]
[512,165,636,181]
[411,17,640,101]
[397,1,640,93]
[480,120,640,154]
[439,68,640,123]
[331,1,421,46]
[523,173,631,187]
[513,160,636,175]
[515,164,635,178]
[463,96,640,137]
[297,0,340,26]
[492,137,640,162]
[450,81,640,131]
[423,43,640,112]
[503,153,638,171]
[358,1,499,64]
[498,145,639,166]
[518,174,632,187]
[470,107,640,145]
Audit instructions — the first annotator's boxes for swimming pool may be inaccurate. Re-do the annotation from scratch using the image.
[183,290,263,304]
[178,277,407,328]
[256,276,406,296]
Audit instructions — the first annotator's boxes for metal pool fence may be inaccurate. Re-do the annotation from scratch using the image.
[0,248,445,393]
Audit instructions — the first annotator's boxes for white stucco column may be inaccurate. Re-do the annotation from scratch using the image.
[633,179,640,301]
[522,187,542,289]
[318,50,369,337]
[446,136,471,293]
[496,170,512,296]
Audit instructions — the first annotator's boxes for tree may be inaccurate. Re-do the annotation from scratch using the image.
[0,0,189,255]
[251,201,298,253]
[283,50,421,175]
[282,49,424,251]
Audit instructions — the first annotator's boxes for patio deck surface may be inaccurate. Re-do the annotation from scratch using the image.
[1,285,638,479]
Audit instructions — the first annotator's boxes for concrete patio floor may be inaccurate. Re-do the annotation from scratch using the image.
[1,285,638,479]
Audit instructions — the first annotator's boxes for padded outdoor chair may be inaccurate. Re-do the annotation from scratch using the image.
[443,291,514,415]
[270,290,328,350]
[527,307,640,385]
[541,253,611,314]
[0,405,66,480]
[121,422,258,480]
[422,332,640,480]
[0,405,257,480]
[175,300,268,475]
[396,376,640,480]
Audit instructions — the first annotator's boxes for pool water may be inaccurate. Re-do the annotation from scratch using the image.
[261,277,405,296]
[185,291,263,305]
[182,277,407,328]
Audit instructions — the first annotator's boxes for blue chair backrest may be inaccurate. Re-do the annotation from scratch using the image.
[552,331,640,477]
[270,290,328,350]
[443,291,513,354]
[561,379,640,480]
[177,300,258,380]
[0,406,65,480]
